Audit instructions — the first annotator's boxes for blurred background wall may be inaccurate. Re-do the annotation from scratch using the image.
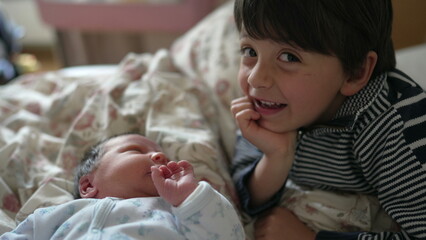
[1,0,425,72]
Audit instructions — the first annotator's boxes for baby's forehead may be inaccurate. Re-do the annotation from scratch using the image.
[104,134,160,151]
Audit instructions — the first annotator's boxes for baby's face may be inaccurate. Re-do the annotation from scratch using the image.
[90,134,169,199]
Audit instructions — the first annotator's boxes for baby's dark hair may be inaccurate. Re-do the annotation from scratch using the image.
[234,0,396,79]
[73,132,141,199]
[73,138,109,199]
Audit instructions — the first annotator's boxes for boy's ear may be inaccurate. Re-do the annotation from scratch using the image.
[79,174,98,198]
[340,51,378,96]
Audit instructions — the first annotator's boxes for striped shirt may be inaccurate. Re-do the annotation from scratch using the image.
[232,69,426,240]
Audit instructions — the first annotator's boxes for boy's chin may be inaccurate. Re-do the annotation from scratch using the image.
[258,119,296,134]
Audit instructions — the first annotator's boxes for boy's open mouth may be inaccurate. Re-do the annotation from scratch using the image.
[254,99,287,109]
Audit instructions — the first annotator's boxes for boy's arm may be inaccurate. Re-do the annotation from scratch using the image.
[232,134,286,215]
[231,96,297,208]
[255,207,316,240]
[151,160,198,207]
[248,148,294,207]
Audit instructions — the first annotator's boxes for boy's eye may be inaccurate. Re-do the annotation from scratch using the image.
[240,47,257,57]
[279,52,300,62]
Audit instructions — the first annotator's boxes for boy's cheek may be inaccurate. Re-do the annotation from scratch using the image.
[237,72,250,95]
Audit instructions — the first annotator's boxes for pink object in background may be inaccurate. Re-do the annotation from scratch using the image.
[35,0,218,32]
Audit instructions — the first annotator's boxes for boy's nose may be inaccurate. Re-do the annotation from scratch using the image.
[151,152,168,165]
[248,62,273,89]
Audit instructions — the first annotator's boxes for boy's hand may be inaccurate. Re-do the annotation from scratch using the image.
[254,207,316,240]
[151,160,198,207]
[231,96,297,206]
[230,96,297,157]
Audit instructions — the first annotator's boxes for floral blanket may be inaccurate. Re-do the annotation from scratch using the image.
[0,50,239,233]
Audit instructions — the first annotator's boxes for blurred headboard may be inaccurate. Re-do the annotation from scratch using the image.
[396,43,426,89]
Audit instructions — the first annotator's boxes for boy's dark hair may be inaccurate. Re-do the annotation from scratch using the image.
[234,0,396,79]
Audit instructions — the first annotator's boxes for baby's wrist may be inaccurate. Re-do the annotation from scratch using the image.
[175,181,204,208]
[173,181,199,207]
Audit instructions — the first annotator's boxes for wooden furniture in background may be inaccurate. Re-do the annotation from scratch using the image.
[392,0,426,49]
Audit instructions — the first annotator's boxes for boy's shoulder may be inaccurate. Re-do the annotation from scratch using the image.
[363,69,426,128]
[348,69,424,133]
[386,69,426,108]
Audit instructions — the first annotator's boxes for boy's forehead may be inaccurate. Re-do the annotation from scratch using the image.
[239,28,248,38]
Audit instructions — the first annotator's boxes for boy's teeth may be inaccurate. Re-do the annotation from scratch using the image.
[261,101,277,107]
[257,100,286,108]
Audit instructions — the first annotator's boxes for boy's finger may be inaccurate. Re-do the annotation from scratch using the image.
[235,109,261,131]
[230,100,253,116]
[230,96,250,106]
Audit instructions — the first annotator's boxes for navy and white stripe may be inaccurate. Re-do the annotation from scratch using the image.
[232,69,426,239]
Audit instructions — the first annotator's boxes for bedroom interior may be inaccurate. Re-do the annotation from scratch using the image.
[0,0,425,239]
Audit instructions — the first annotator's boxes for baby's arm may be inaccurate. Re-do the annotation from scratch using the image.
[174,181,246,240]
[151,160,198,207]
[0,217,35,240]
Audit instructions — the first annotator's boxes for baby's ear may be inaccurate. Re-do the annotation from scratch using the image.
[340,51,378,96]
[79,174,98,198]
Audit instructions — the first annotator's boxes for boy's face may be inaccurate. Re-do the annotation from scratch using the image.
[238,31,349,133]
[88,134,169,199]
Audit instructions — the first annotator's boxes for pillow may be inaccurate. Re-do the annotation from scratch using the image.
[170,1,242,159]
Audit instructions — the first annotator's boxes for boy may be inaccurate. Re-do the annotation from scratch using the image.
[1,133,245,240]
[231,0,426,239]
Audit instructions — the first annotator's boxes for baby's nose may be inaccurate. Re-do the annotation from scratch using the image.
[151,152,168,165]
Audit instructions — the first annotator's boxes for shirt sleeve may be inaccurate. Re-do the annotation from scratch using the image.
[231,131,285,216]
[172,181,245,240]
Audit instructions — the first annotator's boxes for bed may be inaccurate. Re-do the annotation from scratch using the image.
[1,1,425,239]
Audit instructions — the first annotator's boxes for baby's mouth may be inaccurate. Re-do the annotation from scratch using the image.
[254,99,287,109]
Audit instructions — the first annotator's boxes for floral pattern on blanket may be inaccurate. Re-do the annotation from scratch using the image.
[0,50,238,233]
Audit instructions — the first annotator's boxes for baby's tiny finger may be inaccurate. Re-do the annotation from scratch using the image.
[166,161,181,174]
[151,166,162,181]
[159,165,173,178]
[177,160,193,173]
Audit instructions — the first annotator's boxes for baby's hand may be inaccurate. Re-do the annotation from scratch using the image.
[151,160,198,207]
